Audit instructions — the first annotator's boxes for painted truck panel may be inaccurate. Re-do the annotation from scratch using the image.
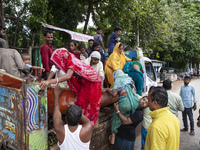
[0,86,24,149]
[0,83,48,150]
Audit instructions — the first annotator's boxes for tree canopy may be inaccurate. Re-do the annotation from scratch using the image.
[1,0,200,68]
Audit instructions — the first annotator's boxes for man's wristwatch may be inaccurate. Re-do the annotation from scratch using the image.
[116,110,120,114]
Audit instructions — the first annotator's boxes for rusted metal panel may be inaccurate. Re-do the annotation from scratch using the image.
[0,85,25,149]
[0,83,48,150]
[0,71,23,89]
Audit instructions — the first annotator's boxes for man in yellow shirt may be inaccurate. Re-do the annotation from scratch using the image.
[145,86,180,150]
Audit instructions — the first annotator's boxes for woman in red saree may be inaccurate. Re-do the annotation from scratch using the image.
[40,48,101,126]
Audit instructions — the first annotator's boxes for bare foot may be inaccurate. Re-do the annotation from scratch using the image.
[109,135,115,144]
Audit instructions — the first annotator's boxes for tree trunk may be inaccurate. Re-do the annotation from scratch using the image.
[13,4,28,47]
[0,0,5,28]
[31,32,35,47]
[0,0,8,45]
[83,0,93,34]
[92,7,100,28]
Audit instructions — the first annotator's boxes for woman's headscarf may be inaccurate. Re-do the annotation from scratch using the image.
[112,43,130,61]
[90,51,101,60]
[112,70,139,115]
[89,42,104,62]
[84,51,104,79]
[51,48,101,82]
[112,70,135,91]
[106,43,131,71]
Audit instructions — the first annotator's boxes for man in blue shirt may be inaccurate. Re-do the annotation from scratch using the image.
[108,27,121,55]
[180,74,197,135]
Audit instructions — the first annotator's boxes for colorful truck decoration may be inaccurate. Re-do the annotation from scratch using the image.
[0,74,48,150]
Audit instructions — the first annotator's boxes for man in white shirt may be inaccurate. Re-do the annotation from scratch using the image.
[53,86,92,150]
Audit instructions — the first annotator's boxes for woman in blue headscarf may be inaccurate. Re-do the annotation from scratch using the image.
[123,57,144,96]
[106,70,141,145]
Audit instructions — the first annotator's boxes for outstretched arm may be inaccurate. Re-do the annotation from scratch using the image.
[47,71,55,81]
[31,66,45,72]
[100,41,106,53]
[80,114,92,143]
[53,86,65,145]
[115,38,119,43]
[40,69,74,90]
[47,65,58,81]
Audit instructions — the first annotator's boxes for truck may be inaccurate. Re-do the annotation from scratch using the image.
[0,71,118,150]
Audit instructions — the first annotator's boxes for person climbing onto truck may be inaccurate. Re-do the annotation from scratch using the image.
[53,86,92,150]
[123,57,144,96]
[40,48,101,126]
[106,70,148,145]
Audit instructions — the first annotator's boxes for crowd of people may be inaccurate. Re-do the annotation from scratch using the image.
[0,25,200,150]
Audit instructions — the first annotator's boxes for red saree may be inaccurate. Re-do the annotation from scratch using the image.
[69,49,80,59]
[51,48,101,126]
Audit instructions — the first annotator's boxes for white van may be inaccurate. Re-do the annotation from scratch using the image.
[142,57,157,95]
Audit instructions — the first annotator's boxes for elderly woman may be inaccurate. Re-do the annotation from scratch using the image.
[106,70,148,145]
[84,51,104,89]
[40,48,101,126]
[105,43,131,88]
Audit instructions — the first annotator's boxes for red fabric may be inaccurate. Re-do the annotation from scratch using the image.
[51,48,101,126]
[51,49,101,83]
[40,42,53,72]
[76,78,101,126]
[69,49,80,59]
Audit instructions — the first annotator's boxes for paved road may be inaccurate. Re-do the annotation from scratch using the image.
[135,78,200,150]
